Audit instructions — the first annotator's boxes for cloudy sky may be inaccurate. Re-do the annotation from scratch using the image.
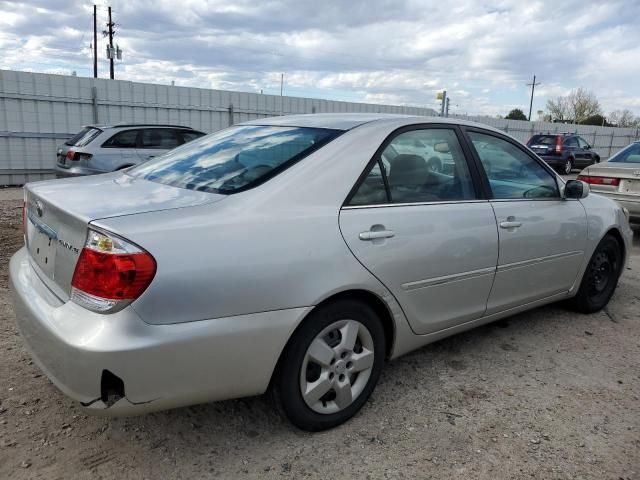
[1,0,639,117]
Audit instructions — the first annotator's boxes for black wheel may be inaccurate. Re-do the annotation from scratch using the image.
[594,155,600,164]
[426,157,442,173]
[272,299,386,431]
[562,158,573,175]
[569,235,623,313]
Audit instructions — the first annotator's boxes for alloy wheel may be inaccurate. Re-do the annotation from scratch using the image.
[564,159,572,175]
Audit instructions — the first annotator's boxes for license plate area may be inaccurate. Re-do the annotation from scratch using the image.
[27,215,57,278]
[620,179,640,194]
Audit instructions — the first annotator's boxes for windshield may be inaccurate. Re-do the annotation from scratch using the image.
[607,143,640,163]
[128,125,341,193]
[64,127,102,146]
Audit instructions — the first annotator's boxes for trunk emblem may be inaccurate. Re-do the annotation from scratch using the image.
[35,200,44,217]
[634,170,640,177]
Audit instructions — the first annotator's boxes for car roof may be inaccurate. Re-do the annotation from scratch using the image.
[239,113,507,134]
[83,123,197,130]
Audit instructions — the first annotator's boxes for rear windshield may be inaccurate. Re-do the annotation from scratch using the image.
[528,135,557,146]
[64,127,102,147]
[608,143,640,163]
[128,125,341,194]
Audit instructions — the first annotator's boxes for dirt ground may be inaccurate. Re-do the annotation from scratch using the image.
[0,186,638,479]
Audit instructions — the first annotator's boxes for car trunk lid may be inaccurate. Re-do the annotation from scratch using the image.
[25,172,225,300]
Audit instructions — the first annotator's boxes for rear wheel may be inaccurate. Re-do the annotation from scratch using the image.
[562,158,573,175]
[569,235,622,313]
[273,299,385,431]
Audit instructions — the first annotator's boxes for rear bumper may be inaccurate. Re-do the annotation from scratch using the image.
[9,247,307,415]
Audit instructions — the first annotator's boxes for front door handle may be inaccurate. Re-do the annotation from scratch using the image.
[359,230,395,240]
[499,220,522,229]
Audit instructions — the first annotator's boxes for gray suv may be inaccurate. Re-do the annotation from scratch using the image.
[55,124,205,177]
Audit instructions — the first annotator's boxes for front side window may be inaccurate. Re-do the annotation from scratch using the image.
[608,143,640,163]
[141,129,180,149]
[577,137,590,149]
[128,125,340,194]
[348,128,476,205]
[469,131,559,199]
[102,129,139,148]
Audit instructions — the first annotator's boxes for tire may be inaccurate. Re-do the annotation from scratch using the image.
[568,235,623,313]
[426,157,442,173]
[594,155,600,164]
[561,158,573,175]
[272,299,386,431]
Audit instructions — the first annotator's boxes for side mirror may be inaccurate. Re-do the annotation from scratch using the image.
[564,179,589,199]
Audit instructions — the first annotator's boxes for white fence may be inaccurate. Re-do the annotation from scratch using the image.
[0,70,437,185]
[1,69,639,185]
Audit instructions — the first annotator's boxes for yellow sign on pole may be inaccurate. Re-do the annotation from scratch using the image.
[436,92,444,100]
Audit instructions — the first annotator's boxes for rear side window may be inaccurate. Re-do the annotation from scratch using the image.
[128,125,340,194]
[528,135,556,146]
[140,129,180,149]
[102,129,139,148]
[564,137,578,147]
[65,127,102,147]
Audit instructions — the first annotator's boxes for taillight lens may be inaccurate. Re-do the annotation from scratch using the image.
[65,151,92,162]
[577,174,620,186]
[555,136,563,155]
[71,229,156,313]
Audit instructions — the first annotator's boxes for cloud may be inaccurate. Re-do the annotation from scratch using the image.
[0,0,639,116]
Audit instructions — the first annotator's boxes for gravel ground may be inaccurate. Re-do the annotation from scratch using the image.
[0,186,639,479]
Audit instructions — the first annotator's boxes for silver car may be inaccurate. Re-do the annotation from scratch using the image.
[578,141,640,222]
[10,114,633,431]
[55,124,205,177]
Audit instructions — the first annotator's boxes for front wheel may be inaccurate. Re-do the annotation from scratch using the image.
[273,299,385,431]
[568,235,623,313]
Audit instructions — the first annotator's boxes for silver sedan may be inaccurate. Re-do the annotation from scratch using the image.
[10,114,633,431]
[578,141,640,222]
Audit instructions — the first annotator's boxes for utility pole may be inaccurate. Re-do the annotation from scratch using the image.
[445,97,450,117]
[92,5,98,78]
[526,75,541,121]
[107,6,115,79]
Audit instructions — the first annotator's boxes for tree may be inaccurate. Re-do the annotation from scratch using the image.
[546,96,570,122]
[608,109,637,128]
[580,114,610,126]
[567,88,601,123]
[546,88,601,123]
[505,108,527,120]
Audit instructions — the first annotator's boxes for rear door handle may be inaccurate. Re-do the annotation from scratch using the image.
[359,230,395,240]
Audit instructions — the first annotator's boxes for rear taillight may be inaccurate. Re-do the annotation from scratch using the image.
[577,174,620,186]
[555,136,563,155]
[66,150,92,162]
[71,229,156,313]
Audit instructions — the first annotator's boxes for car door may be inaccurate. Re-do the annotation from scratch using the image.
[464,129,588,314]
[96,129,140,171]
[576,136,594,167]
[136,128,181,163]
[563,136,581,165]
[339,126,499,335]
